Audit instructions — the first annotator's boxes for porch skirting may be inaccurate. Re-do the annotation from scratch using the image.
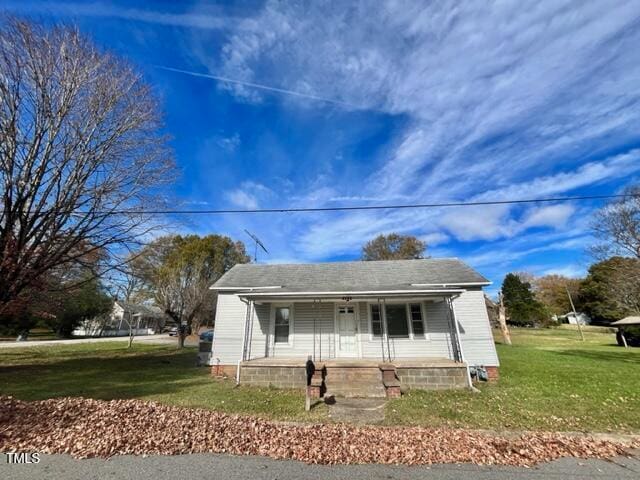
[214,358,471,396]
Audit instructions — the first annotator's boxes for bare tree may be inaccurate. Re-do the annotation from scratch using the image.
[591,186,640,259]
[0,19,175,315]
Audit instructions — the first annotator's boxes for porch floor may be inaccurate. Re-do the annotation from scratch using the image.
[241,357,464,368]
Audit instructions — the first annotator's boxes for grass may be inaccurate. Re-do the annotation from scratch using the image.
[1,328,638,432]
[385,327,640,433]
[0,342,326,422]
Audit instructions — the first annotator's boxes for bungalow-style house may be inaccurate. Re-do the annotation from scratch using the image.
[73,300,168,337]
[208,258,499,397]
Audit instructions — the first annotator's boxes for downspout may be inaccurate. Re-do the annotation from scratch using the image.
[448,295,477,392]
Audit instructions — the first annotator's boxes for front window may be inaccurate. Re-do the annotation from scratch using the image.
[410,303,425,336]
[370,302,426,338]
[385,304,409,337]
[274,306,291,343]
[370,304,382,336]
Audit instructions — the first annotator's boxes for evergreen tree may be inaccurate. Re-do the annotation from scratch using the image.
[501,273,546,326]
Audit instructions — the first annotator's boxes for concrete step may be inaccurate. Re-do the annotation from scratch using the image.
[324,367,386,398]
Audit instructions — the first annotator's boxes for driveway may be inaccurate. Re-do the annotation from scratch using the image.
[0,334,198,348]
[1,453,639,480]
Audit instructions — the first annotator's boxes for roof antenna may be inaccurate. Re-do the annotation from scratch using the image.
[244,229,269,263]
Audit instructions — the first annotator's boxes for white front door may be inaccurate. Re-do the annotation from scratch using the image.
[337,305,358,357]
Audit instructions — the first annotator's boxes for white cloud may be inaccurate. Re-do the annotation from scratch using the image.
[224,181,274,209]
[216,133,241,152]
[225,190,258,209]
[194,1,640,269]
[541,265,587,278]
[522,204,575,230]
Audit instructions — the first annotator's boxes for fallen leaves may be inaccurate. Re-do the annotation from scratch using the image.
[0,396,636,466]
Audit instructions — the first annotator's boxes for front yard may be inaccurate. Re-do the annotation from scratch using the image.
[0,327,638,432]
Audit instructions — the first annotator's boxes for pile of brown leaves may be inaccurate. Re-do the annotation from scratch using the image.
[0,396,636,465]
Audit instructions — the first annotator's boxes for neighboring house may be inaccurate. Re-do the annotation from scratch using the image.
[73,301,168,337]
[208,258,499,397]
[558,311,591,325]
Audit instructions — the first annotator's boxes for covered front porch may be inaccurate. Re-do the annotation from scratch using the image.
[236,289,468,363]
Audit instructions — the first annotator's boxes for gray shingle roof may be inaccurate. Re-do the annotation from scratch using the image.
[211,258,489,293]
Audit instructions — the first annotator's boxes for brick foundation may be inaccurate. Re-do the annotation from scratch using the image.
[395,366,468,390]
[485,366,500,382]
[227,360,472,395]
[239,365,307,389]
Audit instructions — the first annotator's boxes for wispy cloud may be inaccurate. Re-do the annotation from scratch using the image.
[157,65,365,108]
[207,0,640,270]
[7,2,231,29]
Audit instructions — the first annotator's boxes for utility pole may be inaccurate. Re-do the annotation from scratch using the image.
[566,286,585,342]
[498,293,512,345]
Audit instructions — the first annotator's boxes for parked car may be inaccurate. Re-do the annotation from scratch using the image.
[167,326,178,337]
[199,329,214,342]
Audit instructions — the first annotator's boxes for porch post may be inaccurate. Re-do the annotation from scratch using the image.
[247,300,255,360]
[312,299,317,361]
[382,298,391,362]
[317,299,322,361]
[240,298,250,362]
[377,298,385,361]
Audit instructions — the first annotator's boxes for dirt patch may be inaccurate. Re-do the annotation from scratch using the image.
[0,396,637,466]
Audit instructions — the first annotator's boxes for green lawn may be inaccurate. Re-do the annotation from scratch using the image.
[0,342,325,422]
[385,327,640,433]
[1,328,638,432]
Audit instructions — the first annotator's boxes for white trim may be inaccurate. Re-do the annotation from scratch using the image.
[211,285,282,291]
[334,303,360,358]
[411,282,491,286]
[239,289,465,298]
[270,303,294,348]
[367,300,430,341]
[408,301,429,340]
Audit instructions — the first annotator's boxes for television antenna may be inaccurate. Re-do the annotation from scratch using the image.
[244,229,269,263]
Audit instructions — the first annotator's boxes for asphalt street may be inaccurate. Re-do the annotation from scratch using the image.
[0,333,198,348]
[1,453,639,480]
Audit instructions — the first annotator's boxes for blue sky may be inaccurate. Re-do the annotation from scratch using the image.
[6,1,640,295]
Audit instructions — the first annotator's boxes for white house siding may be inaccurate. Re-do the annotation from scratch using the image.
[453,289,500,366]
[211,293,247,365]
[267,302,336,359]
[245,303,270,360]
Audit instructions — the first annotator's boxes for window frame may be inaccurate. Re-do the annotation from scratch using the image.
[408,302,427,338]
[368,300,428,341]
[271,303,294,347]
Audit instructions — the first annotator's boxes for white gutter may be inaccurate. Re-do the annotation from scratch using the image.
[210,285,282,291]
[236,288,465,298]
[411,282,492,287]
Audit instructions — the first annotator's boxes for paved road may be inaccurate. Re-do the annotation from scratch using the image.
[0,334,198,348]
[1,453,639,480]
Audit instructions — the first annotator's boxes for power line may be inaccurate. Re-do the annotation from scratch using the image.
[80,193,639,216]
